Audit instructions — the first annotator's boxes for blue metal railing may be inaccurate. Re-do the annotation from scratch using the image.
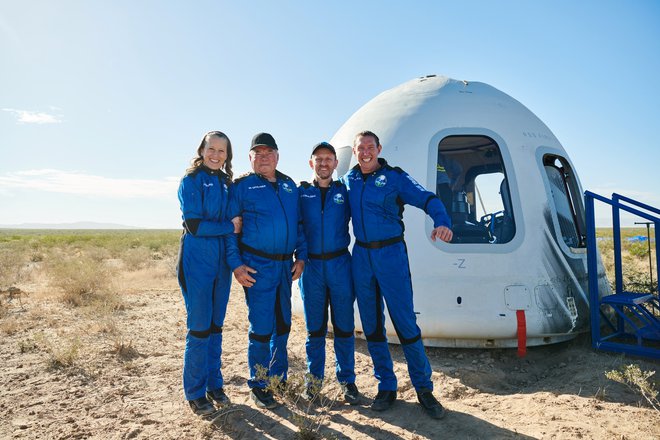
[611,193,660,295]
[585,191,659,359]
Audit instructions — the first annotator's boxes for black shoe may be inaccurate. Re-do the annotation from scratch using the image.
[251,387,278,409]
[341,383,360,405]
[417,388,446,419]
[206,388,230,406]
[188,397,216,417]
[371,390,396,411]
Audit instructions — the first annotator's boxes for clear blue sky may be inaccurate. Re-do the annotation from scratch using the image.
[1,1,658,228]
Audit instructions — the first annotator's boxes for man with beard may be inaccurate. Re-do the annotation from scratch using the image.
[298,142,359,405]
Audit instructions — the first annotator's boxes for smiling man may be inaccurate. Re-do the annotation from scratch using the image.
[225,132,306,409]
[298,142,359,404]
[340,130,452,419]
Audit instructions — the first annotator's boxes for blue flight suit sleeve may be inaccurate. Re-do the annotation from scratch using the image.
[179,176,234,237]
[397,169,452,229]
[223,184,244,271]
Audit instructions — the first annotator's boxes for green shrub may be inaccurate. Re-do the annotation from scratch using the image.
[628,241,651,259]
[255,366,339,440]
[606,364,659,411]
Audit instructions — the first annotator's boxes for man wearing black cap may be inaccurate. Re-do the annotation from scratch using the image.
[225,132,307,409]
[297,142,359,404]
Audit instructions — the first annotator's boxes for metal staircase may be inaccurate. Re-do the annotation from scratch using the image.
[585,192,660,359]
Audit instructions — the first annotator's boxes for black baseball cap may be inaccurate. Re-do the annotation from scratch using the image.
[251,132,278,150]
[310,142,336,157]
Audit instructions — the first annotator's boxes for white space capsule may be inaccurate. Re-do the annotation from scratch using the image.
[293,75,610,348]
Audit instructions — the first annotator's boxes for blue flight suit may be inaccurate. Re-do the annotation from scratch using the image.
[298,180,355,385]
[341,158,451,392]
[225,171,307,389]
[177,166,235,401]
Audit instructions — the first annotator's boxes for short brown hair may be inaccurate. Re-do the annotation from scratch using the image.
[353,130,380,147]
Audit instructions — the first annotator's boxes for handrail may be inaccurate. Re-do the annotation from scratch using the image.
[612,192,659,296]
[585,191,660,358]
[585,191,659,296]
[584,191,660,224]
[613,192,660,217]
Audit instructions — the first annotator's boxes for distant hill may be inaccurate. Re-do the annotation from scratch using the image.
[0,221,142,230]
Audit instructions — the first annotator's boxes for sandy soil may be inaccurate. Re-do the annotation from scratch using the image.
[1,263,659,440]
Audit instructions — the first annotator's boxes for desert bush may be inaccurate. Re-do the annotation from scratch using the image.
[85,246,112,262]
[161,253,179,278]
[94,317,119,335]
[47,337,82,370]
[47,254,114,306]
[111,336,140,361]
[0,243,30,289]
[1,229,180,255]
[606,364,659,411]
[621,271,658,294]
[255,366,339,440]
[628,241,651,259]
[30,252,45,262]
[19,338,38,353]
[120,246,153,271]
[1,315,19,334]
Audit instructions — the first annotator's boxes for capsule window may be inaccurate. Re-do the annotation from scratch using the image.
[542,155,586,248]
[436,135,515,244]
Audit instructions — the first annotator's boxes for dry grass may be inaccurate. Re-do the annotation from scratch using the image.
[0,316,20,335]
[0,243,30,289]
[0,230,180,386]
[47,254,114,306]
[40,335,83,370]
[121,246,154,271]
[91,317,120,335]
[596,227,657,293]
[110,335,140,361]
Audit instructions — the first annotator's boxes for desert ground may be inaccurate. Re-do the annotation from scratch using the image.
[0,230,658,439]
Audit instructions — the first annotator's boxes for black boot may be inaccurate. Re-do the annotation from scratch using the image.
[251,388,278,409]
[207,388,230,406]
[341,383,360,405]
[371,390,396,411]
[416,388,446,419]
[189,397,216,417]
